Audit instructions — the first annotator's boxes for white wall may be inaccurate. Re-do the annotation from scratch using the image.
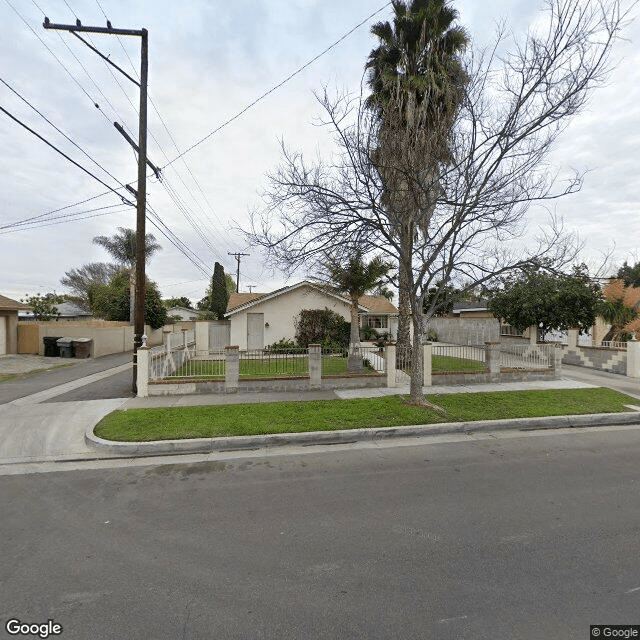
[229,286,352,349]
[0,315,6,355]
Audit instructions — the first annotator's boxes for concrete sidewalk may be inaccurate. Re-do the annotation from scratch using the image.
[2,355,640,468]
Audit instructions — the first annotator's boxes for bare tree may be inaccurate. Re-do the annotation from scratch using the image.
[245,0,629,404]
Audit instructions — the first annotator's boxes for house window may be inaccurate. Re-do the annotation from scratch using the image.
[362,315,388,329]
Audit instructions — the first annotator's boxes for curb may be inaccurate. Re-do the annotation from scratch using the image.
[85,411,640,457]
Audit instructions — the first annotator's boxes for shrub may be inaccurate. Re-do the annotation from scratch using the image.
[294,308,350,348]
[265,338,301,353]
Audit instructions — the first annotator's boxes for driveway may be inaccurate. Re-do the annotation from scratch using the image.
[0,353,133,465]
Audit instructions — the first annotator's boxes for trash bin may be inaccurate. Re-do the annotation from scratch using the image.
[56,337,75,358]
[43,336,62,357]
[72,338,92,359]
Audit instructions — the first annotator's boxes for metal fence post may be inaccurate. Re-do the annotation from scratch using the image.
[386,344,396,388]
[309,344,322,389]
[136,346,150,397]
[423,342,432,387]
[225,346,239,392]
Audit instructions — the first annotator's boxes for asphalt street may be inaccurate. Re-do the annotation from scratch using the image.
[1,426,639,639]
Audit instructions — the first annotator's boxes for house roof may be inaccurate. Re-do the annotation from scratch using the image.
[452,299,490,313]
[0,294,30,311]
[225,281,398,317]
[167,306,199,314]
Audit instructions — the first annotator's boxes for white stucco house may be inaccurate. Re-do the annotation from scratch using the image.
[224,281,398,350]
[166,306,199,321]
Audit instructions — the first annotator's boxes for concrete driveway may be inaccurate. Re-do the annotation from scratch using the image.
[0,353,133,465]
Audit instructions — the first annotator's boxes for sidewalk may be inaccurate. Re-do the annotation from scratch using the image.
[2,356,640,467]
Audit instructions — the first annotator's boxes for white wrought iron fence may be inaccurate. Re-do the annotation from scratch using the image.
[239,348,308,378]
[321,345,384,376]
[500,344,554,369]
[432,344,486,374]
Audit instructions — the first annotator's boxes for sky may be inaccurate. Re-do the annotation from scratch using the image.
[0,0,638,305]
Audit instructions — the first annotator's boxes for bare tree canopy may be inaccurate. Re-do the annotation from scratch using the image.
[245,0,630,403]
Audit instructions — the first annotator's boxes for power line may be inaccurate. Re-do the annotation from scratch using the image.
[4,0,111,124]
[161,2,392,169]
[0,77,129,191]
[0,203,130,234]
[0,103,134,204]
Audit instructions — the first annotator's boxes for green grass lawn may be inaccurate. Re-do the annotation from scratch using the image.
[94,387,636,442]
[432,355,485,373]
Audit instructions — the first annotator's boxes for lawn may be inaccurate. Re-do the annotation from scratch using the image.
[432,354,485,373]
[94,387,636,442]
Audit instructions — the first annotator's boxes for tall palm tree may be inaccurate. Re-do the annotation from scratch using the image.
[365,0,468,362]
[93,227,161,323]
[326,251,392,371]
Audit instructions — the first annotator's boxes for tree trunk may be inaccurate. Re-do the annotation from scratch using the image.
[347,294,363,372]
[408,305,425,404]
[396,251,412,369]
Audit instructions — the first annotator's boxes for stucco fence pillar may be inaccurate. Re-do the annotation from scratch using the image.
[386,344,396,388]
[627,339,640,378]
[485,342,501,382]
[136,346,150,398]
[225,346,239,392]
[308,344,321,389]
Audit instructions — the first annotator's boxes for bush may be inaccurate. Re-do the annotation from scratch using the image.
[265,338,301,353]
[294,308,350,348]
[360,325,377,341]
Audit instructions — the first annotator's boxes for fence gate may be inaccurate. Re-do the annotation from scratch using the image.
[18,323,39,354]
[208,321,230,354]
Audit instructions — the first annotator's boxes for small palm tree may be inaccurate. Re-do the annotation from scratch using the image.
[326,251,392,371]
[93,227,161,323]
[598,297,638,342]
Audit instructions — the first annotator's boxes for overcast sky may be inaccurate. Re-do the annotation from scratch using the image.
[0,0,638,304]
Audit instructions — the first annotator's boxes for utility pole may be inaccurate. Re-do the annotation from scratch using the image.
[228,252,250,293]
[44,18,150,393]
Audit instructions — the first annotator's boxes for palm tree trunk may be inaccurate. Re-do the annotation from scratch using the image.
[347,294,363,372]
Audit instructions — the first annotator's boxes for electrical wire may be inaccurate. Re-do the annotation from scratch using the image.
[0,77,129,191]
[161,2,392,169]
[0,104,134,204]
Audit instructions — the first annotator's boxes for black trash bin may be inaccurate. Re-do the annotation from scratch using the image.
[57,337,75,358]
[43,336,62,357]
[72,338,92,359]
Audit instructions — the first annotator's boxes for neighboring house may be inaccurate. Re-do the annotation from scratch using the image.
[19,300,93,321]
[224,281,398,350]
[167,306,199,321]
[449,299,493,319]
[0,294,30,355]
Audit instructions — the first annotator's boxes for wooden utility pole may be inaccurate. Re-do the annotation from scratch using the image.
[228,252,250,293]
[43,18,149,393]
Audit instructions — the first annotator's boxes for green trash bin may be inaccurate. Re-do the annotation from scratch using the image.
[56,337,75,358]
[43,336,62,357]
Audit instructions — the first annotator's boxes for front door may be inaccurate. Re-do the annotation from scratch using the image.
[247,313,264,350]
